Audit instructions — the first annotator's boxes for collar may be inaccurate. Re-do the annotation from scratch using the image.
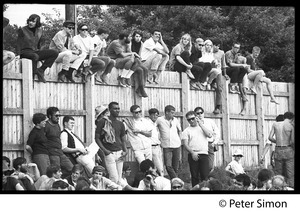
[64,128,73,134]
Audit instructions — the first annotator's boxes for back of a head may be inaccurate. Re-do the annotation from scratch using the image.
[235,174,251,187]
[139,159,154,173]
[208,179,223,190]
[75,176,91,190]
[283,112,294,120]
[52,180,69,190]
[12,157,26,170]
[257,169,273,188]
[271,175,286,190]
[276,114,284,122]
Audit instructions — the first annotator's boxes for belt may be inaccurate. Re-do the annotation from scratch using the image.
[276,145,291,148]
[152,144,159,147]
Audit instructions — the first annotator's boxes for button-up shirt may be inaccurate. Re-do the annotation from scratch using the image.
[156,116,181,148]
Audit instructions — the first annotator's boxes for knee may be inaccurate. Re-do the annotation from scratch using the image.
[51,49,59,57]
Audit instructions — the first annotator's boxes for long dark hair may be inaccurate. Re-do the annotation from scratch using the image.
[27,14,41,28]
[131,31,143,54]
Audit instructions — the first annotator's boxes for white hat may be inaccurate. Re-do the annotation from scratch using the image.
[95,105,108,119]
[232,149,243,157]
[204,39,213,45]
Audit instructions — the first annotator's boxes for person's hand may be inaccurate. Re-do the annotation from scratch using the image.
[186,64,193,69]
[158,32,163,43]
[132,129,140,135]
[191,152,199,161]
[119,151,127,161]
[223,74,230,81]
[78,148,88,155]
[27,163,37,168]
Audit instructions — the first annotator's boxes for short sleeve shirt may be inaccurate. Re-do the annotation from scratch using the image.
[44,121,64,156]
[169,44,184,71]
[225,50,240,66]
[73,34,94,55]
[27,127,49,155]
[106,40,125,59]
[156,116,181,148]
[92,35,107,57]
[182,126,209,154]
[141,37,164,61]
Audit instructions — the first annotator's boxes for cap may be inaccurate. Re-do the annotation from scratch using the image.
[63,20,75,27]
[95,105,108,120]
[232,149,243,157]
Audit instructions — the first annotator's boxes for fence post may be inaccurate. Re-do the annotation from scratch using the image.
[256,82,265,167]
[22,59,34,161]
[288,83,295,113]
[221,76,231,165]
[84,76,95,146]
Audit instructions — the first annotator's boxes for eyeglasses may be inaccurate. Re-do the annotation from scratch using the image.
[172,185,182,189]
[67,27,74,30]
[134,110,142,114]
[233,46,240,49]
[198,44,204,46]
[196,111,204,115]
[81,28,88,31]
[187,117,195,122]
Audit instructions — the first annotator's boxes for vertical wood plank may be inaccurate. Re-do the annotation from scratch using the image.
[288,83,295,113]
[84,76,95,145]
[22,59,34,161]
[256,82,265,167]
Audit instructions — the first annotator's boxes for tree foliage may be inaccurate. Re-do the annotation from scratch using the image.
[3,4,294,82]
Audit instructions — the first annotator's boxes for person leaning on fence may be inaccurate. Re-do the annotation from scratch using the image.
[44,107,73,178]
[72,23,106,83]
[91,27,116,84]
[224,42,249,115]
[182,111,213,187]
[268,111,294,188]
[60,115,100,176]
[156,105,182,180]
[95,102,128,184]
[3,17,15,66]
[106,33,140,87]
[49,20,86,83]
[16,14,59,83]
[123,105,153,164]
[246,46,279,104]
[25,113,50,175]
[140,29,169,84]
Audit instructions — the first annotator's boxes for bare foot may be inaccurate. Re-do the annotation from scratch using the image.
[270,99,279,104]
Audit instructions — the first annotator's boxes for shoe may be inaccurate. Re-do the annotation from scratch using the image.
[213,108,221,114]
[239,110,246,116]
[206,84,211,90]
[139,87,148,98]
[66,68,75,83]
[229,85,239,93]
[242,96,248,102]
[95,76,104,84]
[147,79,152,84]
[36,68,46,83]
[57,70,66,82]
[119,77,127,87]
[211,82,217,90]
[75,67,83,78]
[185,69,195,79]
[125,78,132,87]
[190,81,199,90]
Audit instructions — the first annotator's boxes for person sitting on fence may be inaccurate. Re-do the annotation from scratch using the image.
[169,33,199,84]
[72,23,106,83]
[64,164,84,188]
[91,28,116,84]
[211,38,230,114]
[225,149,246,178]
[106,32,140,87]
[145,108,164,176]
[89,165,122,190]
[129,31,149,97]
[123,105,153,164]
[60,115,99,176]
[49,20,86,83]
[3,17,15,66]
[11,157,38,190]
[140,29,169,84]
[2,160,25,191]
[44,107,73,178]
[246,46,279,104]
[25,112,50,176]
[138,159,171,190]
[16,14,59,83]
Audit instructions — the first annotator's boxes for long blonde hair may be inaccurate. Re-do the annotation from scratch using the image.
[179,33,192,53]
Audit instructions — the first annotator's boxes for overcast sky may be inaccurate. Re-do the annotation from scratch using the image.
[4,4,66,26]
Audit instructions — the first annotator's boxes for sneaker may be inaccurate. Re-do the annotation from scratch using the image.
[229,85,239,93]
[211,82,217,90]
[185,69,195,79]
[206,84,211,90]
[190,81,199,90]
[119,77,127,87]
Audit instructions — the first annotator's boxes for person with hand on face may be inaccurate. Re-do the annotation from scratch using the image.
[95,102,128,184]
[141,29,169,84]
[16,14,59,83]
[182,111,213,187]
[2,161,25,191]
[138,159,171,190]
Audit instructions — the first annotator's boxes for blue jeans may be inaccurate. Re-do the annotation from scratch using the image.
[163,147,181,179]
[274,146,294,187]
[188,153,209,187]
[32,154,50,176]
[208,143,215,172]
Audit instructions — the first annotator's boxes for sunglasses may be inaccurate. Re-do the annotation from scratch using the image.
[112,107,120,110]
[134,110,142,114]
[187,117,195,122]
[172,185,182,189]
[67,27,74,30]
[196,111,204,115]
[198,44,204,46]
[54,114,60,117]
[81,28,89,31]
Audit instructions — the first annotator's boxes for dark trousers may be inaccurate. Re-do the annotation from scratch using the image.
[193,62,212,83]
[132,58,148,91]
[188,153,209,187]
[226,67,247,83]
[21,49,59,73]
[163,147,181,179]
[215,74,224,107]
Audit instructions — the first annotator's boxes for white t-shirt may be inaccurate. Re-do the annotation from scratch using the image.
[92,35,107,57]
[138,176,171,190]
[141,37,164,61]
[73,34,94,55]
[182,126,209,154]
[225,160,245,176]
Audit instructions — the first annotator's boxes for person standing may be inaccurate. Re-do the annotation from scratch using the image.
[182,111,213,187]
[95,102,127,184]
[268,111,294,188]
[140,29,169,84]
[156,105,182,179]
[16,14,59,83]
[49,20,86,83]
[194,107,220,172]
[44,107,73,178]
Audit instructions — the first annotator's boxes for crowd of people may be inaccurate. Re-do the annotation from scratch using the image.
[3,14,294,191]
[3,14,280,113]
[2,103,294,191]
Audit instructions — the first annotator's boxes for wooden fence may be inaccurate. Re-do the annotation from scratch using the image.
[2,58,294,177]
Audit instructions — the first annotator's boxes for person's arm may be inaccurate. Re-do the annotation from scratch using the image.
[26,129,35,154]
[16,28,24,56]
[120,134,128,160]
[196,118,213,138]
[27,163,40,181]
[175,55,192,69]
[260,143,271,164]
[211,121,220,146]
[290,125,294,149]
[182,138,199,161]
[158,33,169,54]
[268,124,276,143]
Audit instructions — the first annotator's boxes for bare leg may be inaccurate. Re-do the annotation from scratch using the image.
[261,77,279,104]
